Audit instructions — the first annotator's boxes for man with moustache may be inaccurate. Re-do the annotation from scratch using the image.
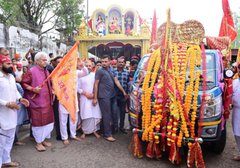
[78,60,101,139]
[0,56,29,167]
[22,52,54,152]
[113,57,129,134]
[93,55,127,142]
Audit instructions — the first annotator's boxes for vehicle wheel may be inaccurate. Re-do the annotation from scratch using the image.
[211,124,226,154]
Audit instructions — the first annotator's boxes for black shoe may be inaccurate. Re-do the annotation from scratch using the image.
[119,128,128,134]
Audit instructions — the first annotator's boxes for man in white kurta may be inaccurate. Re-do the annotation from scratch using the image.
[0,56,29,167]
[232,66,240,161]
[58,65,88,145]
[78,61,101,139]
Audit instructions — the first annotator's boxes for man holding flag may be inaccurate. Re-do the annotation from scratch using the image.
[22,52,54,152]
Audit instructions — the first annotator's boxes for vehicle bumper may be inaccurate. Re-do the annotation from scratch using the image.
[129,110,224,142]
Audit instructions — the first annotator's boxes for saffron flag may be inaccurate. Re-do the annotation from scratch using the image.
[151,9,157,45]
[219,0,237,41]
[50,42,79,123]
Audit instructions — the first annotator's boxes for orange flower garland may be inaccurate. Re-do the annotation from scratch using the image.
[184,45,198,116]
[190,45,201,138]
[142,48,161,141]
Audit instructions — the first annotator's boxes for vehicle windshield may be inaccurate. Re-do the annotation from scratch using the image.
[134,56,150,86]
[134,53,216,91]
[185,53,216,90]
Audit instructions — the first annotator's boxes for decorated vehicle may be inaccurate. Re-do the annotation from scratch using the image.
[129,16,231,167]
[129,49,226,150]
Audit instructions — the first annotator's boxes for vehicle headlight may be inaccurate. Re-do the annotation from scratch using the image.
[204,95,222,118]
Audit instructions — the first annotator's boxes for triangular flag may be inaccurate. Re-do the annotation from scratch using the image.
[137,11,143,26]
[50,42,79,123]
[88,18,93,31]
[151,9,157,44]
[219,0,237,41]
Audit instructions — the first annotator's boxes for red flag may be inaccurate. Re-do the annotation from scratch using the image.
[137,12,143,26]
[219,0,237,41]
[88,19,93,31]
[151,9,157,44]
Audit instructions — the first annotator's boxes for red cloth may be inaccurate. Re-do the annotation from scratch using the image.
[0,55,11,64]
[16,63,22,68]
[223,78,233,119]
[111,60,117,65]
[138,13,143,26]
[206,36,230,51]
[219,0,237,41]
[151,10,157,44]
[88,19,93,31]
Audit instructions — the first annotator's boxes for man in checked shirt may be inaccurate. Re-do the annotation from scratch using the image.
[113,56,129,134]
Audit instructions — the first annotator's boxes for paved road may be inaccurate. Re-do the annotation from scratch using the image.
[11,121,239,168]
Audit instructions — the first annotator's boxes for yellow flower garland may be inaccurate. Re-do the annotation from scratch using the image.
[172,43,189,146]
[190,45,201,138]
[141,43,201,148]
[142,48,161,141]
[184,45,198,116]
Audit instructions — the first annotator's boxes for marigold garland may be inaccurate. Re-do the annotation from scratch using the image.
[142,48,161,141]
[190,45,201,139]
[140,42,204,167]
[184,45,198,116]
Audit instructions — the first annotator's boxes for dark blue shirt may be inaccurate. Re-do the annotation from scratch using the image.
[95,67,116,98]
[113,68,129,95]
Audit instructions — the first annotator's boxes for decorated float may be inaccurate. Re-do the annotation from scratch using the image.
[75,5,150,60]
[129,9,233,168]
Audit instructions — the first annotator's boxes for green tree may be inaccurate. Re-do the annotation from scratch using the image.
[0,1,20,25]
[0,0,84,38]
[232,11,240,48]
[55,0,84,44]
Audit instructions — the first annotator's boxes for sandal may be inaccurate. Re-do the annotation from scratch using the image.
[35,144,46,152]
[14,141,25,146]
[2,162,19,167]
[104,136,116,142]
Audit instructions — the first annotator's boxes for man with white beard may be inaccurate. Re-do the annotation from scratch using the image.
[78,60,101,139]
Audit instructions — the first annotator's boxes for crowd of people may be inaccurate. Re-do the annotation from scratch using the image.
[0,47,140,167]
[3,45,240,166]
